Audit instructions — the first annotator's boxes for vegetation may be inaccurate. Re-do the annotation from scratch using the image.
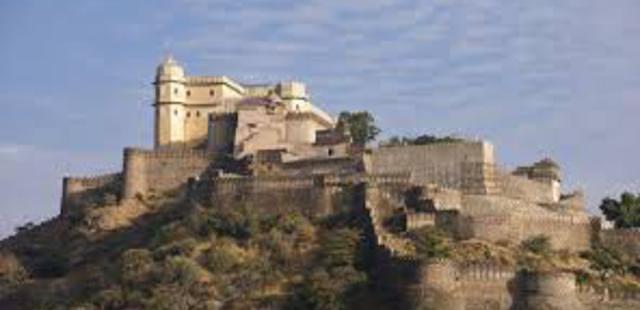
[0,188,377,309]
[519,235,552,256]
[409,227,451,261]
[384,134,463,146]
[599,192,640,228]
[336,111,381,146]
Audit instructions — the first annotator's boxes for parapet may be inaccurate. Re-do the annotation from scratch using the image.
[61,172,123,215]
[277,81,307,100]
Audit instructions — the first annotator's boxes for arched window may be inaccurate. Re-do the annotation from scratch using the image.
[186,112,191,118]
[174,109,178,116]
[196,111,201,117]
[209,89,215,96]
[174,88,178,95]
[186,90,191,97]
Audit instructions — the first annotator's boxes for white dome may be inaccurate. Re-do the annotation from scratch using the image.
[156,55,185,81]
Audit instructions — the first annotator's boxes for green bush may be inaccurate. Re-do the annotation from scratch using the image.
[520,235,552,256]
[203,246,239,274]
[204,208,260,240]
[120,248,154,285]
[580,244,628,276]
[162,256,208,287]
[411,228,451,261]
[320,228,361,268]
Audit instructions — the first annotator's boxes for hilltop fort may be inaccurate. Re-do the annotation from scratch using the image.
[6,57,638,309]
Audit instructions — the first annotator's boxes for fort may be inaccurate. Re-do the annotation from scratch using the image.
[59,57,639,309]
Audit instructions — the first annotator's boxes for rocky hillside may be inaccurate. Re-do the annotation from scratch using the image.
[2,185,639,309]
[0,188,382,309]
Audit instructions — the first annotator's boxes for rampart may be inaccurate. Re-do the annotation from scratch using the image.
[195,175,342,218]
[409,262,640,309]
[280,157,360,176]
[122,147,212,199]
[495,168,557,204]
[366,142,498,194]
[455,195,591,251]
[61,172,122,215]
[600,228,640,258]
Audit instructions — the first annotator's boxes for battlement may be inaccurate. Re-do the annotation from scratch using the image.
[124,147,210,159]
[63,172,122,188]
[184,76,245,94]
[458,262,516,281]
[61,172,123,215]
[600,228,640,258]
[122,147,212,199]
[577,285,640,301]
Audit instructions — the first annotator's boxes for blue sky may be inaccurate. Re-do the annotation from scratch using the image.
[1,0,639,238]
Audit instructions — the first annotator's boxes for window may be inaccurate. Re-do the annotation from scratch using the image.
[209,89,215,96]
[186,112,191,118]
[196,111,201,117]
[174,88,178,95]
[328,148,334,156]
[174,109,178,116]
[186,90,191,97]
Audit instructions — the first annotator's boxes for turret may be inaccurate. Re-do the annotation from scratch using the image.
[277,81,309,112]
[154,55,186,148]
[514,158,562,202]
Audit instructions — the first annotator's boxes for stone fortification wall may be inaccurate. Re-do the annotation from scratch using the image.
[411,261,640,309]
[194,175,340,217]
[122,147,211,199]
[495,168,556,204]
[517,271,585,309]
[457,263,516,310]
[600,228,640,258]
[280,157,360,176]
[454,195,591,251]
[61,172,122,214]
[367,142,496,194]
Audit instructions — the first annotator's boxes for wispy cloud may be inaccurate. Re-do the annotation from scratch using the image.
[0,0,638,234]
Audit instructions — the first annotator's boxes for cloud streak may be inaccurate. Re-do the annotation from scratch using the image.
[0,0,638,236]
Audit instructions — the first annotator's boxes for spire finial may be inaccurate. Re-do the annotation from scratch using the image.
[163,53,176,65]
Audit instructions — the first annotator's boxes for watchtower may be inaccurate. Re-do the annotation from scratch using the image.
[154,55,186,148]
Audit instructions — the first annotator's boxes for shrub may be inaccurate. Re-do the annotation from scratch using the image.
[520,235,552,256]
[120,248,154,285]
[30,248,69,278]
[0,251,28,293]
[412,228,451,261]
[203,245,239,274]
[162,256,208,287]
[580,244,628,276]
[154,238,198,259]
[204,208,260,240]
[320,228,361,268]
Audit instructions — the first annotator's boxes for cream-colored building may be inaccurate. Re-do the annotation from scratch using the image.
[154,56,342,160]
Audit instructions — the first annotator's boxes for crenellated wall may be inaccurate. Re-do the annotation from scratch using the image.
[408,262,640,310]
[122,147,212,199]
[366,142,498,195]
[61,172,122,214]
[600,228,640,258]
[192,175,342,217]
[495,169,557,204]
[453,195,591,251]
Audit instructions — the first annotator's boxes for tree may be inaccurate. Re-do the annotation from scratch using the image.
[384,134,462,146]
[336,111,380,146]
[599,192,640,228]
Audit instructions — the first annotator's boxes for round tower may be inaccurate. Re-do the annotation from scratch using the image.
[154,55,186,148]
